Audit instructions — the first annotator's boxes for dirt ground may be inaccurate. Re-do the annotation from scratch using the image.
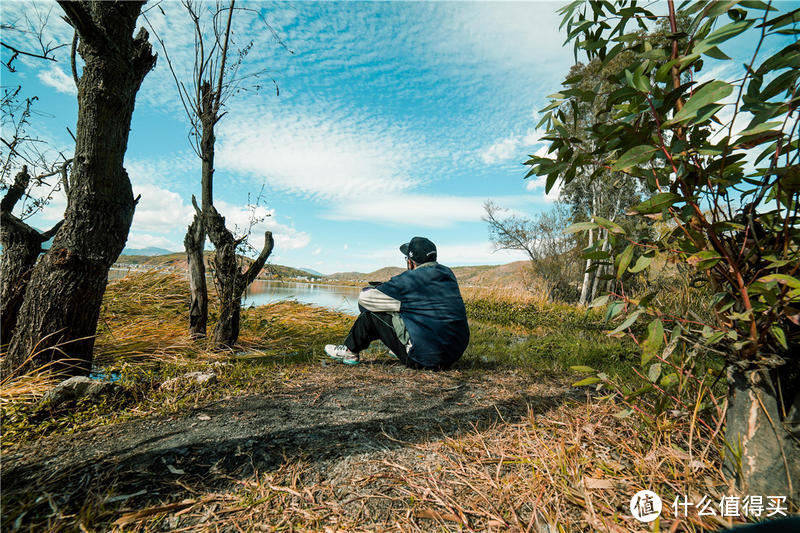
[2,358,581,530]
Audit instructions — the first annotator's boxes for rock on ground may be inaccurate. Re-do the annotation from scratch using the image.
[39,376,120,409]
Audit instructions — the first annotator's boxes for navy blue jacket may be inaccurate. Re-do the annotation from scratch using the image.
[376,262,469,368]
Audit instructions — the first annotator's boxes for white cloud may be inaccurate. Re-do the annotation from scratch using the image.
[312,247,322,256]
[525,174,561,203]
[325,193,486,227]
[125,233,176,250]
[38,65,76,95]
[216,108,423,201]
[480,134,522,165]
[325,192,551,227]
[213,200,311,254]
[480,128,544,165]
[130,183,193,233]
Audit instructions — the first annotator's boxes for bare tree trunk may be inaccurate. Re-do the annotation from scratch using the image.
[2,1,156,378]
[0,168,63,345]
[183,82,216,338]
[200,202,273,348]
[579,227,594,305]
[184,214,207,337]
[590,230,609,302]
[724,365,799,504]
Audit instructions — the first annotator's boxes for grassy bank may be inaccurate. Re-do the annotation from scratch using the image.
[1,272,636,445]
[1,271,735,531]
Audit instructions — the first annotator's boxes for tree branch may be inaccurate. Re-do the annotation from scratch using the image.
[0,166,30,214]
[58,2,95,41]
[243,230,273,285]
[40,220,64,241]
[0,41,62,70]
[70,29,79,86]
[213,0,235,114]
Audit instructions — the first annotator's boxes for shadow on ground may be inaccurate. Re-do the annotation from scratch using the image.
[1,364,580,528]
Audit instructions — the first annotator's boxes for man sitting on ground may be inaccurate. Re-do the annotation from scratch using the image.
[325,237,470,369]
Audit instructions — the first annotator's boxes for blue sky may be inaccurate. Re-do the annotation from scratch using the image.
[2,1,796,273]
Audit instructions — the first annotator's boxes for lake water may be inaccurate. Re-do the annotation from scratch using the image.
[244,280,362,315]
[109,269,363,315]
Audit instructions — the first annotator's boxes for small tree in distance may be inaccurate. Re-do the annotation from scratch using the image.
[528,0,798,502]
[483,201,580,301]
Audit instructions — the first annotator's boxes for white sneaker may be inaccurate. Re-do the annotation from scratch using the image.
[324,344,359,365]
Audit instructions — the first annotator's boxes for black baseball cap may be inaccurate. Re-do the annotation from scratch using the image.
[400,236,437,264]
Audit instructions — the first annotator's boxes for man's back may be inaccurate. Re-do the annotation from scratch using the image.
[376,262,470,368]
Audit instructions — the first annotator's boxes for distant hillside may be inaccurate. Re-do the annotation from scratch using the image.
[121,246,174,256]
[114,252,530,288]
[325,261,532,290]
[453,261,532,290]
[114,252,322,280]
[298,267,325,277]
[325,266,404,282]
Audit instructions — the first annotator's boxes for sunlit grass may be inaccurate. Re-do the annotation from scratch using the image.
[1,270,737,531]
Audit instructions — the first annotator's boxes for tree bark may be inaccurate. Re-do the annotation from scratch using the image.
[182,81,216,338]
[590,230,609,302]
[2,1,156,378]
[199,201,273,348]
[724,365,799,504]
[579,227,594,305]
[0,167,64,345]
[184,213,207,337]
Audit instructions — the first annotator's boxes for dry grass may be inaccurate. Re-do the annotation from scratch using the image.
[107,397,735,532]
[461,284,547,305]
[1,270,757,532]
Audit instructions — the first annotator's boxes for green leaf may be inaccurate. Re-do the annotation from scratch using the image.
[625,385,653,400]
[702,46,731,60]
[641,318,664,365]
[627,192,681,214]
[739,1,776,11]
[611,145,658,172]
[663,81,734,126]
[629,254,653,273]
[771,326,789,350]
[758,274,800,289]
[592,215,626,234]
[648,363,662,383]
[584,250,611,260]
[660,373,679,388]
[613,408,634,419]
[693,20,754,55]
[573,376,601,387]
[609,310,642,335]
[737,121,783,137]
[759,8,800,30]
[564,221,599,234]
[688,250,723,270]
[588,294,610,308]
[545,171,559,192]
[571,365,597,373]
[616,244,635,280]
[605,301,625,321]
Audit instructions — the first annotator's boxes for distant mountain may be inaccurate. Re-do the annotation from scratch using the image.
[325,266,404,282]
[121,246,175,256]
[325,261,532,290]
[298,267,325,277]
[114,251,322,280]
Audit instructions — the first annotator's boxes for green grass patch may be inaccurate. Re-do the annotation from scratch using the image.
[461,298,637,378]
